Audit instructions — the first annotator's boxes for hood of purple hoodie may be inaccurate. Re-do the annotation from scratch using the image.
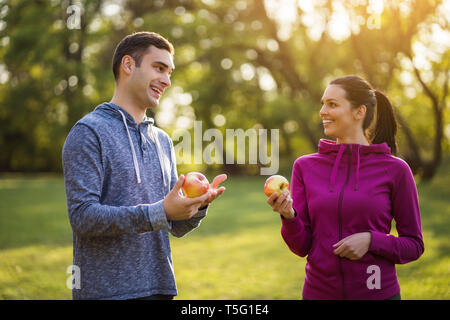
[317,139,391,192]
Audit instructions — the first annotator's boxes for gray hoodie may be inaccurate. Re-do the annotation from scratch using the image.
[62,102,208,300]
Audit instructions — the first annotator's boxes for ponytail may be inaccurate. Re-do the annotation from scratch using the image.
[371,90,398,155]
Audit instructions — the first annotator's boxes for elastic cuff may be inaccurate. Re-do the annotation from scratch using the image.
[146,199,170,231]
[194,205,208,218]
[280,209,302,233]
[369,230,389,254]
[280,209,297,220]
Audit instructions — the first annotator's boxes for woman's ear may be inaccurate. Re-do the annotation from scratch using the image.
[354,104,367,121]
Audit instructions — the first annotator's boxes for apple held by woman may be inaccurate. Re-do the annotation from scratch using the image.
[181,172,228,198]
[264,175,290,197]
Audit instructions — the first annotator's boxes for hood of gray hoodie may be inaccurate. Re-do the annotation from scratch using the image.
[94,102,168,190]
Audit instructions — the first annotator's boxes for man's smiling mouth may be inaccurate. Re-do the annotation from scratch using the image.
[150,85,163,98]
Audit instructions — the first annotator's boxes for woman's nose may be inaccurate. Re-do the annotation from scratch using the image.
[319,105,327,117]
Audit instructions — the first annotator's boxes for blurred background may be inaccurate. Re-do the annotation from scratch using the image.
[0,0,449,299]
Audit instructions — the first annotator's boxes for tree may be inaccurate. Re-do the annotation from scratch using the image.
[0,0,447,181]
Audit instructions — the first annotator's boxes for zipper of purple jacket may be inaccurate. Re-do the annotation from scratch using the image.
[333,144,364,299]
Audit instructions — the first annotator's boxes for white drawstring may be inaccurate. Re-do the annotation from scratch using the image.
[118,110,142,184]
[117,108,168,189]
[148,124,168,190]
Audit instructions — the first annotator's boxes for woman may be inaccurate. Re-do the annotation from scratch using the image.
[267,75,424,300]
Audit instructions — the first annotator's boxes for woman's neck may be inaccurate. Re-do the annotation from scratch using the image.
[336,134,370,145]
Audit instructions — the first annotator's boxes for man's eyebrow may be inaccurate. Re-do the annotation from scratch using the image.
[153,61,174,72]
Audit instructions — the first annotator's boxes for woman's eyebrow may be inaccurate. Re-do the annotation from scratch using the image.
[320,98,338,104]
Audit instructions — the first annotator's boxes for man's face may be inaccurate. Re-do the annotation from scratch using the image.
[127,46,174,109]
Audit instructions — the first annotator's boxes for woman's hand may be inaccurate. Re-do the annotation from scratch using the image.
[333,232,372,260]
[267,190,295,220]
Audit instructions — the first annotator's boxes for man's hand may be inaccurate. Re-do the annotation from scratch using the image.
[267,190,295,220]
[198,174,227,208]
[164,175,211,221]
[333,232,372,260]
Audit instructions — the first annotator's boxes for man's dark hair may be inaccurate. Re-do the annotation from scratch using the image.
[112,31,174,81]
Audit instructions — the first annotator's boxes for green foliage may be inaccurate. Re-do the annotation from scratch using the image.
[0,0,448,177]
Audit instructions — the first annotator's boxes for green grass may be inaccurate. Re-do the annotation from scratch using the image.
[0,163,449,300]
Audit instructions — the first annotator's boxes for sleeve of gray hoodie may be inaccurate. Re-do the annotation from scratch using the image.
[62,123,170,238]
[167,138,209,238]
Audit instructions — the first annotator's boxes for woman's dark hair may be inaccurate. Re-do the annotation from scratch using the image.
[330,75,398,155]
[112,31,174,81]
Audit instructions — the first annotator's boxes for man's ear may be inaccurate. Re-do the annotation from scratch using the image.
[121,55,135,76]
[354,104,367,121]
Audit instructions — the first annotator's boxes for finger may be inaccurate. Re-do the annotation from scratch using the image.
[273,197,287,213]
[267,193,278,205]
[284,198,293,212]
[280,199,290,214]
[215,186,226,198]
[335,245,351,258]
[211,174,228,189]
[188,198,205,211]
[333,238,345,248]
[203,189,215,203]
[275,190,289,206]
[333,242,346,255]
[200,189,219,208]
[209,187,225,202]
[205,191,216,204]
[187,206,199,218]
[283,196,293,209]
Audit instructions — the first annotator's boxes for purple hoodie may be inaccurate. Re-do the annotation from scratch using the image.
[281,139,424,300]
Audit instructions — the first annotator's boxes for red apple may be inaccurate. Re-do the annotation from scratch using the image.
[264,175,290,197]
[182,172,211,198]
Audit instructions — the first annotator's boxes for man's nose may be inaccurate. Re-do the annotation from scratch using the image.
[160,73,171,88]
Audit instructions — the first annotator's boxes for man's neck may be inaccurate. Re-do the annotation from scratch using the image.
[111,91,146,126]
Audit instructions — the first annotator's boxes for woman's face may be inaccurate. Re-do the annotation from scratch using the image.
[320,84,363,140]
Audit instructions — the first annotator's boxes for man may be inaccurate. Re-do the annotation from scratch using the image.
[62,32,226,300]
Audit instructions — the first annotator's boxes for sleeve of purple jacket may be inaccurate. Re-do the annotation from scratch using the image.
[280,159,313,257]
[369,160,425,264]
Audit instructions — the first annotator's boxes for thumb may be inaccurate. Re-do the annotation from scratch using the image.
[171,175,185,194]
[186,189,211,205]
